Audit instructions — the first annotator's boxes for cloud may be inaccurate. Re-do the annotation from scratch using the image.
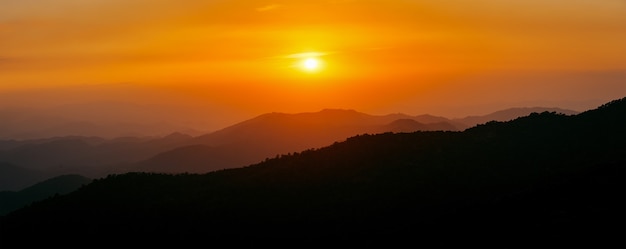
[256,4,282,12]
[282,52,331,59]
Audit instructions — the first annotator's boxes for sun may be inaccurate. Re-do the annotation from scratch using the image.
[301,57,321,72]
[303,58,319,70]
[285,52,326,74]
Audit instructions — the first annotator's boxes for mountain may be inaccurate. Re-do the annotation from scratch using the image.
[0,174,91,216]
[0,162,47,191]
[0,133,195,170]
[0,107,581,186]
[134,145,231,173]
[0,102,208,140]
[455,107,579,127]
[193,108,449,146]
[0,133,196,191]
[135,109,461,173]
[378,119,458,133]
[136,107,576,174]
[1,97,622,248]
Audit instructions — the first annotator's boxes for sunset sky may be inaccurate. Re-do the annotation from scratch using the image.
[1,0,625,132]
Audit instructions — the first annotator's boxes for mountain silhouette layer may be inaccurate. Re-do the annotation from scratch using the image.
[0,174,91,215]
[135,107,579,174]
[134,109,463,173]
[0,106,579,188]
[0,98,621,248]
[453,107,579,127]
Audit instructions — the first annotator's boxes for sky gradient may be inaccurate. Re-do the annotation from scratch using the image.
[1,0,625,132]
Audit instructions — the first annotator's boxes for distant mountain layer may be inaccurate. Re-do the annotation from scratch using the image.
[0,174,91,216]
[135,109,462,173]
[136,107,578,174]
[0,162,46,191]
[0,102,208,140]
[454,107,579,127]
[0,106,580,190]
[0,103,578,140]
[1,98,622,248]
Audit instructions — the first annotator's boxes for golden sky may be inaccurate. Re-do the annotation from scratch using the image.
[1,0,625,129]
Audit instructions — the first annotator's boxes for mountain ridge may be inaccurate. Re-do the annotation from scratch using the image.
[1,97,621,248]
[454,106,579,127]
[0,106,581,188]
[0,174,91,215]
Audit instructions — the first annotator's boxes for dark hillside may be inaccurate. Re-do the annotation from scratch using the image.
[0,174,91,215]
[0,98,624,248]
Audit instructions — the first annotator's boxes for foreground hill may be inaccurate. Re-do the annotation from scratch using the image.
[1,98,621,248]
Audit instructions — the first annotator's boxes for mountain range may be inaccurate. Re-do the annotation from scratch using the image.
[0,102,208,140]
[0,98,621,248]
[0,106,578,191]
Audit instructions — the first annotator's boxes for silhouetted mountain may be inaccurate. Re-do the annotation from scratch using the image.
[378,119,458,133]
[0,106,575,180]
[134,145,233,173]
[379,118,430,133]
[194,108,456,146]
[414,113,454,124]
[161,132,193,141]
[138,107,571,174]
[0,134,198,191]
[136,109,461,173]
[455,107,579,127]
[0,136,105,151]
[1,97,623,248]
[0,162,47,191]
[0,106,589,194]
[0,174,91,215]
[0,134,196,170]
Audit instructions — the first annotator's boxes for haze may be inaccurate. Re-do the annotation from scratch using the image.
[1,0,625,135]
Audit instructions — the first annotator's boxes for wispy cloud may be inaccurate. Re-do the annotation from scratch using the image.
[256,4,282,12]
[282,52,332,59]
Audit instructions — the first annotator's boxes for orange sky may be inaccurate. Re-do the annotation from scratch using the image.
[1,0,625,131]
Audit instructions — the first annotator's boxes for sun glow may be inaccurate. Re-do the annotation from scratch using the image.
[300,57,322,72]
